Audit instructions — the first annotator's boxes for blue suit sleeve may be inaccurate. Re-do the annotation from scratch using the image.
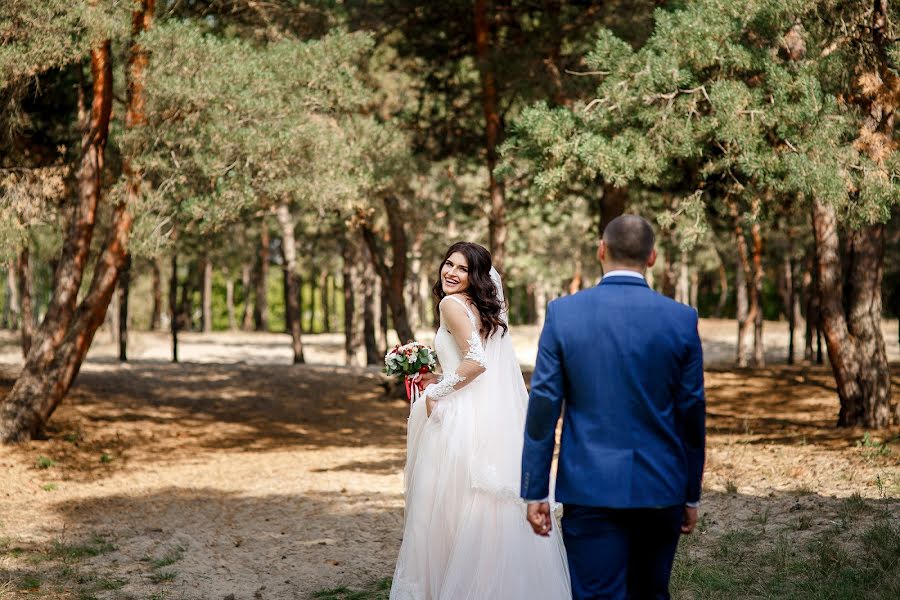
[521,301,565,501]
[677,312,706,504]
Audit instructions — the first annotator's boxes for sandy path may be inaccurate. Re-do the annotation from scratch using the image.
[0,323,898,599]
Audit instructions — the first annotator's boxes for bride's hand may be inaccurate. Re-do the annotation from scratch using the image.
[415,372,439,391]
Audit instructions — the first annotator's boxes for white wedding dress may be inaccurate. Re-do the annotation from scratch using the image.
[390,273,571,600]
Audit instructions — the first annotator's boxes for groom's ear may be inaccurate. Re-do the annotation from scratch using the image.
[646,248,657,269]
[597,240,607,263]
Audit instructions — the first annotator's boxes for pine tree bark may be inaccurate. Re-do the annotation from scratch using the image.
[361,238,379,365]
[169,248,179,363]
[275,202,304,364]
[3,260,20,329]
[150,258,162,330]
[321,272,331,333]
[17,247,34,357]
[254,225,270,332]
[201,256,213,333]
[359,196,415,344]
[342,238,363,366]
[715,259,728,318]
[0,32,143,442]
[118,254,131,361]
[598,183,629,238]
[750,218,765,367]
[812,199,894,427]
[225,271,236,331]
[240,263,253,330]
[178,260,195,331]
[474,0,507,271]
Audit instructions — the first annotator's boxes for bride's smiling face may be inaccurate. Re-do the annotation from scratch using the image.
[441,252,470,295]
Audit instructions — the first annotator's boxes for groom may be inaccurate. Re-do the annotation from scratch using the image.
[521,215,705,600]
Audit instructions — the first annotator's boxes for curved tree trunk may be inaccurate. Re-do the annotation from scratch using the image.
[813,199,894,427]
[3,260,20,330]
[275,201,304,364]
[0,39,119,442]
[750,217,765,367]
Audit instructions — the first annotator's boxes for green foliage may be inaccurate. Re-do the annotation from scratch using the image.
[505,0,900,236]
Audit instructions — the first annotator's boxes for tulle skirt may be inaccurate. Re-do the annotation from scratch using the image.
[390,381,571,600]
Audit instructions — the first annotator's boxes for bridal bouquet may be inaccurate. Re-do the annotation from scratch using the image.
[384,342,437,403]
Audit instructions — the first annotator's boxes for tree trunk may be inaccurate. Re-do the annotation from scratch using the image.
[359,196,415,344]
[661,247,677,299]
[17,247,34,357]
[750,218,765,367]
[254,225,270,332]
[812,198,894,427]
[474,0,507,271]
[361,238,379,365]
[568,259,583,295]
[731,203,756,367]
[4,260,20,329]
[715,259,728,318]
[225,275,236,331]
[240,262,254,331]
[201,256,213,333]
[169,248,179,363]
[598,183,629,238]
[118,253,131,361]
[275,201,304,364]
[321,272,331,333]
[150,258,162,330]
[308,271,318,334]
[676,259,689,304]
[0,23,149,442]
[342,238,363,366]
[178,260,195,331]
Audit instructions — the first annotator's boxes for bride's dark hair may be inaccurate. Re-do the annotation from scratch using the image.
[432,242,508,338]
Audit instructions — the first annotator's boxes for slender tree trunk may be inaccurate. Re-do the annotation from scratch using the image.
[201,256,212,333]
[118,254,131,361]
[240,262,254,331]
[254,225,270,332]
[17,247,34,357]
[812,199,894,427]
[661,247,677,299]
[731,203,756,367]
[359,196,415,343]
[169,248,179,363]
[676,259,689,304]
[474,0,507,271]
[342,238,363,366]
[150,258,162,330]
[750,217,765,366]
[225,274,236,331]
[321,272,331,333]
[275,202,304,364]
[715,259,728,318]
[735,253,750,367]
[178,260,195,331]
[361,238,379,365]
[4,260,20,329]
[309,271,319,334]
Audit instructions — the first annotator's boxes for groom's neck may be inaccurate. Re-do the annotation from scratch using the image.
[602,263,646,276]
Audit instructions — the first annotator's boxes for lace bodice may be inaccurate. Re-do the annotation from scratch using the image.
[425,296,487,400]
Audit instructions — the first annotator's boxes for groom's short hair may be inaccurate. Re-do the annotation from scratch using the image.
[602,215,655,265]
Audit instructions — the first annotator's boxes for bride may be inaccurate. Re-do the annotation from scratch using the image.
[390,242,571,600]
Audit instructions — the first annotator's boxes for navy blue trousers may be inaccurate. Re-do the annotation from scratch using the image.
[561,504,683,600]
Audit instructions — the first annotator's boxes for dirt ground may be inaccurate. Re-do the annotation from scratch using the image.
[0,322,898,599]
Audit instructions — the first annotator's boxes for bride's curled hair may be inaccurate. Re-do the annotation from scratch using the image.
[432,242,508,339]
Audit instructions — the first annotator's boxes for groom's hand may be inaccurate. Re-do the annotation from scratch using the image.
[681,505,699,534]
[526,502,552,537]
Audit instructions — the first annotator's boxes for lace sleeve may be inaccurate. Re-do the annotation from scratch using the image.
[425,297,487,400]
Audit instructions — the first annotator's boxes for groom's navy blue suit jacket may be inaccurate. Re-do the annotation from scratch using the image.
[521,275,705,508]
